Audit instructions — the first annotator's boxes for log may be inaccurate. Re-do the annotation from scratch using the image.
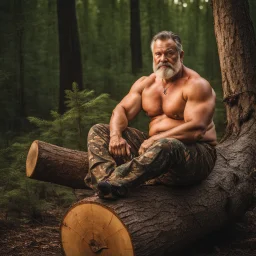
[26,140,89,189]
[59,129,255,256]
[26,125,256,255]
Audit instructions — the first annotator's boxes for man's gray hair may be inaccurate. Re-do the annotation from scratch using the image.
[150,31,183,53]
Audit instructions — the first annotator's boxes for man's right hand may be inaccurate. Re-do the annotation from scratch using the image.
[109,135,131,157]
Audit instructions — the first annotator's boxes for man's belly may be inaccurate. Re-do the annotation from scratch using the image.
[149,117,184,136]
[149,116,217,145]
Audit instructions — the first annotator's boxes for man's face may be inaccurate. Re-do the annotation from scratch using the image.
[152,39,183,80]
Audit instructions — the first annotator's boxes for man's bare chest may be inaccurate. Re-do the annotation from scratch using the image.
[142,84,186,119]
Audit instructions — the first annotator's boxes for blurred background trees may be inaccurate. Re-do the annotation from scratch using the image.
[0,0,255,221]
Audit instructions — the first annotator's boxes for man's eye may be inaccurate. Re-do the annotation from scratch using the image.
[167,51,174,56]
[155,53,161,56]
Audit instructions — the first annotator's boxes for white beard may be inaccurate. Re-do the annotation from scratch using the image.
[153,58,182,80]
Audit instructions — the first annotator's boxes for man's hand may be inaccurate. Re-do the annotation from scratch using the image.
[109,135,131,157]
[138,138,156,155]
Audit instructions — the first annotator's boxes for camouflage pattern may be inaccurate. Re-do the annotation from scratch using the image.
[84,123,216,190]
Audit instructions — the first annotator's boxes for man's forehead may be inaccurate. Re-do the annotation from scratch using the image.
[153,39,176,50]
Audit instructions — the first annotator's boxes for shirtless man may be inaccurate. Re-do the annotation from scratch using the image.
[84,31,217,198]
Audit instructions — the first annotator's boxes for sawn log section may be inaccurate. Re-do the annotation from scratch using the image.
[26,140,89,189]
[26,136,255,256]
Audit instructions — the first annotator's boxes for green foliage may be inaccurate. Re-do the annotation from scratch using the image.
[1,0,245,144]
[0,134,55,220]
[28,83,115,149]
[0,86,115,220]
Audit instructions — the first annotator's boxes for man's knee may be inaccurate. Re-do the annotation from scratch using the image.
[87,124,109,143]
[89,123,108,135]
[154,138,184,152]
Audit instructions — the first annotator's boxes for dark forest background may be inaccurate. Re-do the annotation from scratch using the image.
[0,0,255,220]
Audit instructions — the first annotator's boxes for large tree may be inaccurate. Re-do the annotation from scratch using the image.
[130,0,143,75]
[26,0,256,255]
[57,0,83,114]
[212,0,256,139]
[14,0,25,119]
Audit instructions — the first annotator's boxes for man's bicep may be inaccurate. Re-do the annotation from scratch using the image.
[184,85,215,126]
[117,76,152,120]
[116,75,155,120]
[185,101,214,125]
[118,92,142,120]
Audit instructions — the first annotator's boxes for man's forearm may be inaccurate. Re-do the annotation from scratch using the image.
[109,105,129,137]
[152,121,206,143]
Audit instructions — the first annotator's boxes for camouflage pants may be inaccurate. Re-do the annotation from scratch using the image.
[84,124,217,190]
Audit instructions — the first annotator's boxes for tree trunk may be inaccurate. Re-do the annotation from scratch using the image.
[212,0,256,139]
[61,171,253,256]
[26,0,256,255]
[57,0,83,114]
[14,0,26,122]
[26,132,256,255]
[26,140,89,189]
[130,0,143,75]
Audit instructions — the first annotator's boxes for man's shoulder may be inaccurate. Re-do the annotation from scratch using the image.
[137,76,148,82]
[189,76,211,89]
[184,69,214,100]
[130,74,156,93]
[135,75,153,85]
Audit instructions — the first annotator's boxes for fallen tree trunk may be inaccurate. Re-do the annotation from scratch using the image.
[60,125,256,255]
[26,124,256,255]
[26,140,89,189]
[61,182,252,256]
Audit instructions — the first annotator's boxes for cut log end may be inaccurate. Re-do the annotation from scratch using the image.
[61,202,134,256]
[26,140,39,178]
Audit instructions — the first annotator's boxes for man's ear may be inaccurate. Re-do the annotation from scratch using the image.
[180,51,184,62]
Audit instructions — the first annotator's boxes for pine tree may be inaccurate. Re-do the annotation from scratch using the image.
[0,87,115,220]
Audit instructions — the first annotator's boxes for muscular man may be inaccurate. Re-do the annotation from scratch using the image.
[84,31,217,199]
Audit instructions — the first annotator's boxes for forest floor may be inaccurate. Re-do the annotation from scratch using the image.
[1,194,256,256]
[0,208,63,256]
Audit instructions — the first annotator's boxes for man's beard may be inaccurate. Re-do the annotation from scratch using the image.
[153,59,182,80]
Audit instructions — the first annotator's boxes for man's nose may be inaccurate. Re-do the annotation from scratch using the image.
[160,54,167,62]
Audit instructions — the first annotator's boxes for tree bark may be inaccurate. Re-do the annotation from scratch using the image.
[59,130,255,255]
[26,140,89,189]
[26,129,256,255]
[57,0,83,114]
[61,170,253,256]
[212,0,256,139]
[130,0,143,75]
[14,0,26,124]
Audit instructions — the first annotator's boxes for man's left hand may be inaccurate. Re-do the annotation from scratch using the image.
[138,138,156,155]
